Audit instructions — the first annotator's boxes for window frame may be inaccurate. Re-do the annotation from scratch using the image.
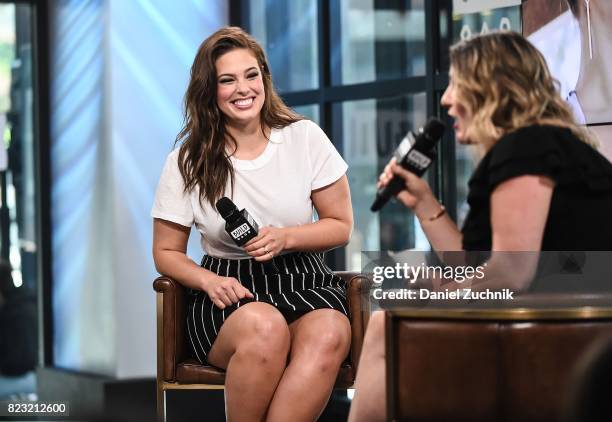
[231,0,454,270]
[0,0,52,366]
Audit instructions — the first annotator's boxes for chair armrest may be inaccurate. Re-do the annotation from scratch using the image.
[153,276,187,382]
[336,271,373,373]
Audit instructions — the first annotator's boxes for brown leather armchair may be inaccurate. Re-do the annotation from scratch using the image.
[385,296,612,422]
[153,271,371,422]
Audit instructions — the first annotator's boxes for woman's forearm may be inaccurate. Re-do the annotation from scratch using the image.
[414,195,463,252]
[153,250,214,291]
[419,214,463,252]
[434,252,537,293]
[283,217,352,252]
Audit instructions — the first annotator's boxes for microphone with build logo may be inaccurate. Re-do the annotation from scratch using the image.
[216,197,280,272]
[216,197,259,246]
[371,118,446,212]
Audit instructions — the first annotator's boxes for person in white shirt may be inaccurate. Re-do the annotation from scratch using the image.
[564,0,612,161]
[152,27,353,421]
[530,0,612,161]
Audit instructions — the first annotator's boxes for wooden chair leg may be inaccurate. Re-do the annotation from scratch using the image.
[157,383,166,422]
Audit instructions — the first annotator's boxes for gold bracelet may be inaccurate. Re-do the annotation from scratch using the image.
[427,205,446,222]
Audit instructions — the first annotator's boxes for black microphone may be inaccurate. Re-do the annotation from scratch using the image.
[216,197,259,246]
[371,118,446,212]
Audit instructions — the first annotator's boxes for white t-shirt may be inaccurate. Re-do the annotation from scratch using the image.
[151,119,348,259]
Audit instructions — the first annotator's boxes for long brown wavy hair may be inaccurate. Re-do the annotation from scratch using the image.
[175,26,301,207]
[449,31,594,151]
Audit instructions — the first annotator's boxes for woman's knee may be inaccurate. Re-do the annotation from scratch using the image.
[234,304,290,364]
[294,312,351,368]
[317,315,351,356]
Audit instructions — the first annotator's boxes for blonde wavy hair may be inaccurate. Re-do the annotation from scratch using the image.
[449,31,595,151]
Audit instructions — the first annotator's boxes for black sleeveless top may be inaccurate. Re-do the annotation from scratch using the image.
[461,125,612,251]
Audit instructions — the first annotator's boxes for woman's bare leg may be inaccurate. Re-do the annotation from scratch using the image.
[265,309,351,421]
[348,311,386,422]
[207,302,290,422]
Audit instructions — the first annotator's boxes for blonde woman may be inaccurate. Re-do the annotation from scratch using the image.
[348,31,612,422]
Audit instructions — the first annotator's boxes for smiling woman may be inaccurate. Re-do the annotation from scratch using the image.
[151,27,354,421]
[215,49,266,133]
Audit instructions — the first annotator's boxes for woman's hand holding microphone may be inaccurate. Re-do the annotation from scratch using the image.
[378,158,445,223]
[244,227,287,261]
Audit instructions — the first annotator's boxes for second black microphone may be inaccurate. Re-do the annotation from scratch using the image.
[371,118,446,212]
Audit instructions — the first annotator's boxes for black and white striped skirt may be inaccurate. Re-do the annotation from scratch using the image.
[186,252,348,364]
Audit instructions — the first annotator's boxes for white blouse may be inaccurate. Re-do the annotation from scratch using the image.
[151,119,348,259]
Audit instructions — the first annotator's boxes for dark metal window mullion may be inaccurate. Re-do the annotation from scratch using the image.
[319,0,346,270]
[425,0,440,201]
[281,77,429,106]
[230,1,249,30]
[31,0,54,367]
[424,0,457,223]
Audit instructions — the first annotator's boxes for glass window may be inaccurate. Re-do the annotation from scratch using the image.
[293,104,320,124]
[0,2,38,397]
[438,0,452,72]
[0,3,37,290]
[331,0,426,85]
[336,93,427,271]
[249,0,319,92]
[454,143,478,228]
[240,1,448,271]
[452,5,522,43]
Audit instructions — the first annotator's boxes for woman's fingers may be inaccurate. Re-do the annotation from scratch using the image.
[245,239,267,254]
[246,245,268,259]
[253,251,273,262]
[243,286,255,299]
[390,161,416,182]
[244,230,266,248]
[214,292,232,308]
[231,283,254,300]
[209,277,248,309]
[244,229,270,253]
[377,162,413,194]
[244,227,283,260]
[211,298,226,309]
[377,171,392,188]
[377,157,399,188]
[244,238,262,251]
[231,283,246,300]
[224,284,239,303]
